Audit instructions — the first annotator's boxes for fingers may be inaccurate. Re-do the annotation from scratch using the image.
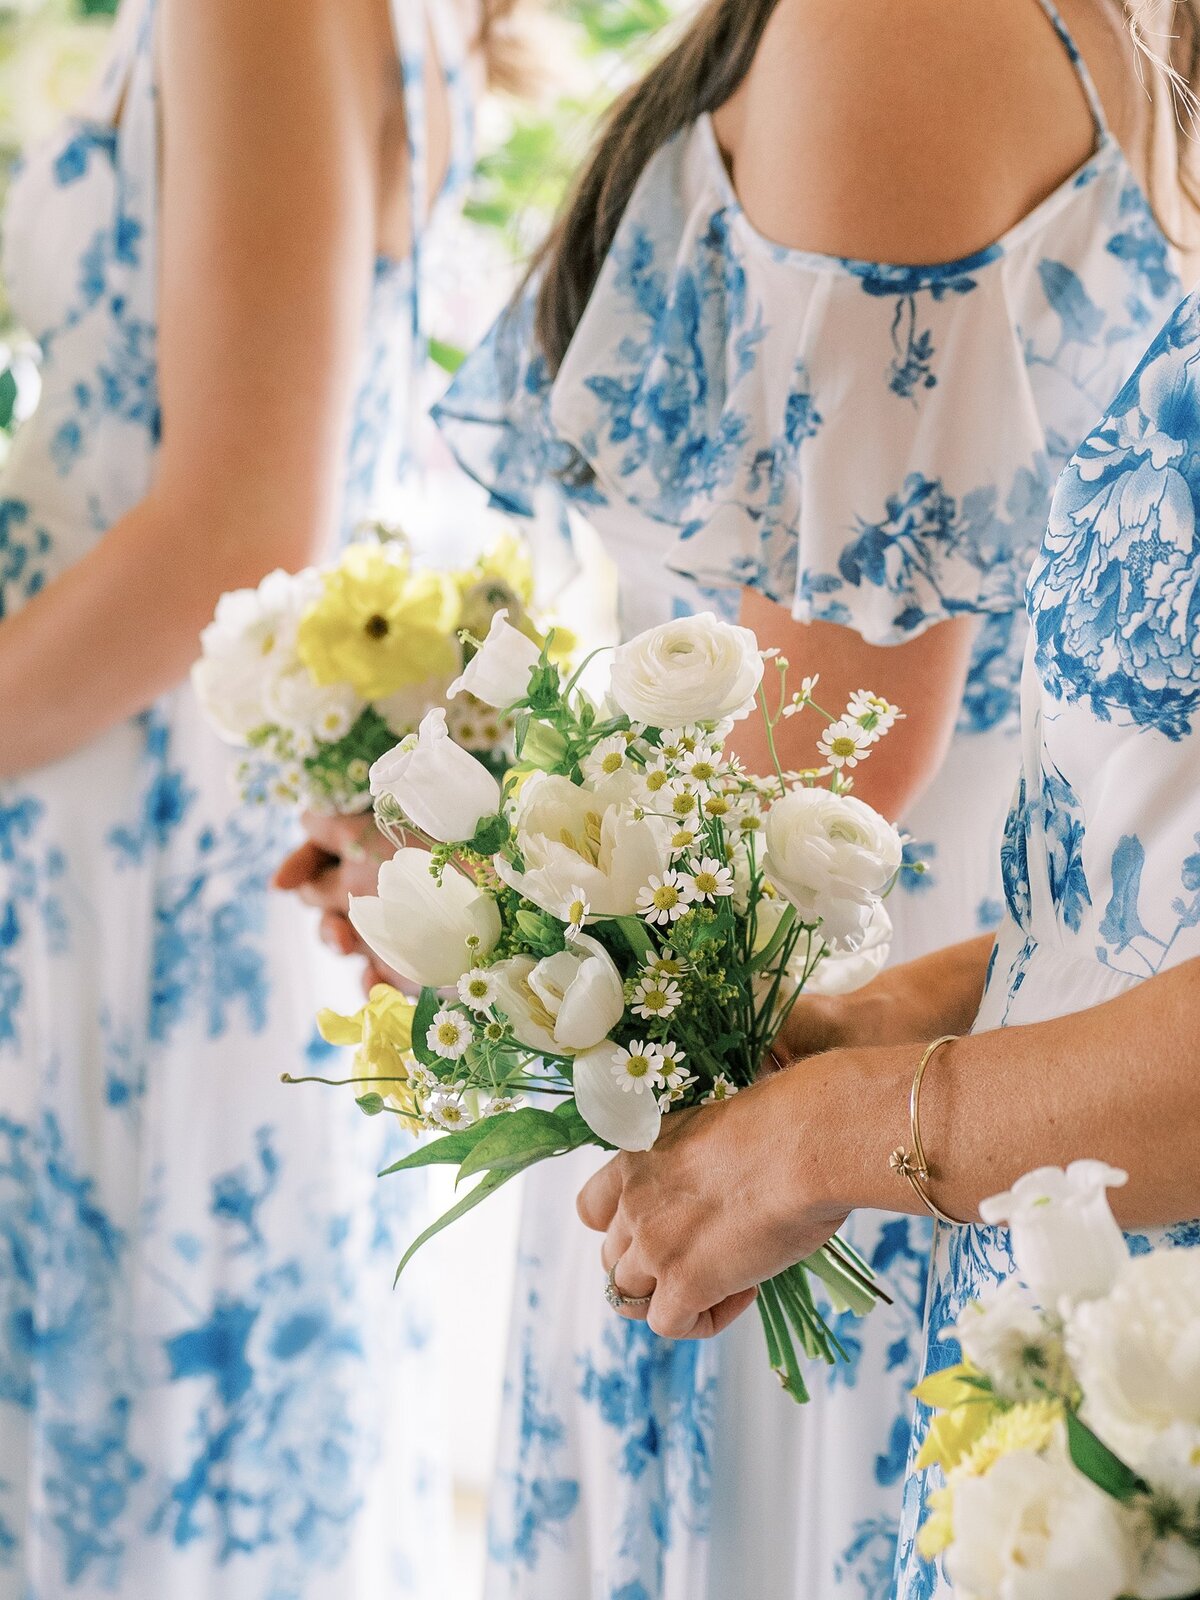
[577,1158,623,1233]
[273,840,336,892]
[319,911,360,958]
[599,1223,632,1275]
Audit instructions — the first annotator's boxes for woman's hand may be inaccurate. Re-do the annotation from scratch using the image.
[274,812,401,985]
[577,1069,851,1341]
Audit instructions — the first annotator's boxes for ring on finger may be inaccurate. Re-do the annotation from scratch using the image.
[604,1263,652,1311]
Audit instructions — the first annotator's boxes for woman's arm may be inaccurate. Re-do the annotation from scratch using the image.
[0,0,391,778]
[579,954,1200,1339]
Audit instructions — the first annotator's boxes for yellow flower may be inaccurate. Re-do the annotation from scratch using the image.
[914,1363,1003,1473]
[317,983,420,1117]
[917,1485,956,1560]
[297,544,461,700]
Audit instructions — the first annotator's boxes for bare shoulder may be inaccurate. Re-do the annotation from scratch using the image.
[713,0,1135,265]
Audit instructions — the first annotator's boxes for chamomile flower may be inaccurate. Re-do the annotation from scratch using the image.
[701,1074,739,1104]
[610,1040,666,1094]
[669,823,701,856]
[584,734,630,781]
[457,969,498,1012]
[665,779,703,820]
[817,719,873,770]
[482,1020,508,1045]
[846,689,903,741]
[560,888,591,941]
[427,1009,473,1061]
[640,757,673,798]
[688,857,735,901]
[678,744,723,788]
[631,975,683,1021]
[782,673,821,718]
[408,1063,437,1099]
[657,1045,695,1103]
[485,1095,523,1117]
[644,947,690,979]
[636,870,696,926]
[426,1090,476,1130]
[658,727,697,761]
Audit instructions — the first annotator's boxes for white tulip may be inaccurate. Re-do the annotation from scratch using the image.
[980,1162,1130,1313]
[947,1448,1135,1600]
[804,900,893,995]
[497,774,672,919]
[449,608,542,709]
[609,613,765,728]
[489,934,625,1056]
[368,709,502,844]
[1066,1249,1200,1481]
[955,1280,1071,1404]
[573,1043,662,1151]
[348,849,501,988]
[763,788,902,951]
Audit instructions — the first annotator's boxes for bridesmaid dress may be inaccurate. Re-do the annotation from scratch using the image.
[0,1,472,1595]
[434,4,1180,1596]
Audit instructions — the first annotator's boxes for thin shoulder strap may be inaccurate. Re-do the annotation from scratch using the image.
[1032,0,1109,139]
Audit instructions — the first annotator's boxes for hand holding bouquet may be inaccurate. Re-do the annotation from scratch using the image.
[311,610,908,1402]
[916,1163,1200,1600]
[193,530,552,813]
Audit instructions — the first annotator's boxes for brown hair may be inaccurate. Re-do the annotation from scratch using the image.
[1129,0,1200,227]
[531,0,1200,377]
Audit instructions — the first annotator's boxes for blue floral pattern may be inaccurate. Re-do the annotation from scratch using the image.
[897,288,1200,1598]
[0,0,470,1592]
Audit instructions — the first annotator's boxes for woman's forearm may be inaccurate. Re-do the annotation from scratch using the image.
[796,954,1200,1232]
[0,488,324,777]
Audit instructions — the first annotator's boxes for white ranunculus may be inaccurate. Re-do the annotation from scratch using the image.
[1066,1249,1200,1483]
[980,1162,1130,1313]
[804,900,893,995]
[573,1042,662,1151]
[608,613,765,728]
[263,668,363,746]
[947,1448,1136,1600]
[369,709,502,844]
[373,672,457,736]
[489,934,625,1057]
[955,1280,1072,1404]
[348,849,501,988]
[497,774,671,919]
[192,568,320,743]
[763,788,903,951]
[449,609,542,709]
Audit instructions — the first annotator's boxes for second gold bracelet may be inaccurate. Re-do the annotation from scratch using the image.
[889,1034,967,1227]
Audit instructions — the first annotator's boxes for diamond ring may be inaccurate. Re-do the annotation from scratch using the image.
[605,1264,653,1311]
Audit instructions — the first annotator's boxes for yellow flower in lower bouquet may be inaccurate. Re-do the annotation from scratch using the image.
[317,984,421,1121]
[297,544,461,700]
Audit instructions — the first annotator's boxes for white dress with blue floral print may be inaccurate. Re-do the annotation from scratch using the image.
[434,7,1179,1597]
[0,2,472,1596]
[895,282,1200,1599]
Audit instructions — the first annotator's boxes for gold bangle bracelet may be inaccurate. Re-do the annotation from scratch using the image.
[889,1034,967,1227]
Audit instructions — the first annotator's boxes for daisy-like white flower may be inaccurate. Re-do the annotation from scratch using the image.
[644,947,690,979]
[584,733,629,781]
[485,1094,523,1117]
[482,1019,508,1045]
[665,779,703,821]
[427,1008,473,1060]
[669,823,700,856]
[560,887,591,941]
[426,1090,476,1131]
[701,790,734,821]
[846,689,903,741]
[610,1040,666,1094]
[640,757,673,798]
[636,869,696,926]
[408,1063,437,1099]
[678,744,724,789]
[701,1073,739,1104]
[817,718,873,770]
[657,1045,695,1102]
[658,727,696,761]
[457,968,498,1011]
[631,974,683,1021]
[782,673,821,719]
[688,856,735,901]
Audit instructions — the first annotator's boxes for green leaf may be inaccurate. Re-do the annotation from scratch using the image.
[355,1093,386,1117]
[378,1119,495,1176]
[1067,1412,1146,1503]
[551,1098,596,1145]
[428,337,466,375]
[614,916,653,964]
[456,1107,579,1182]
[394,1167,520,1282]
[466,813,511,856]
[409,986,441,1070]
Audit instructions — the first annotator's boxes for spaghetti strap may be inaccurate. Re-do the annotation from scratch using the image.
[1032,0,1109,137]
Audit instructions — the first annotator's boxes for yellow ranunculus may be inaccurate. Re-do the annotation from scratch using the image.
[914,1363,1002,1473]
[317,983,420,1118]
[297,544,461,701]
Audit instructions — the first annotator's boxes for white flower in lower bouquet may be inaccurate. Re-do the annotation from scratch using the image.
[306,613,911,1405]
[194,531,556,813]
[916,1163,1200,1600]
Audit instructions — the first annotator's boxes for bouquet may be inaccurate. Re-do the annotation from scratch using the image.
[915,1162,1200,1600]
[308,610,907,1402]
[192,530,552,813]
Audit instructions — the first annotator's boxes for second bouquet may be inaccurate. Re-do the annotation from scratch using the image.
[316,609,907,1403]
